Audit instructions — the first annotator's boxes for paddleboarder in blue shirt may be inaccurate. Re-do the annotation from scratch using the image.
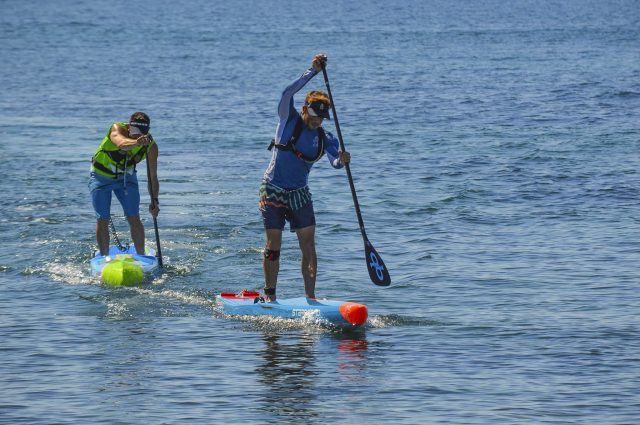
[259,53,350,301]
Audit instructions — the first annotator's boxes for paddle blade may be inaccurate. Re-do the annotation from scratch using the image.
[364,240,391,286]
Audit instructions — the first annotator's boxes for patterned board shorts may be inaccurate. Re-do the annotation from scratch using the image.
[259,181,315,231]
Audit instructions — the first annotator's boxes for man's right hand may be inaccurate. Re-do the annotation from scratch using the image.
[136,135,150,146]
[312,53,327,71]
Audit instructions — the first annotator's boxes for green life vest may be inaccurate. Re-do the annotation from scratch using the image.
[91,122,156,178]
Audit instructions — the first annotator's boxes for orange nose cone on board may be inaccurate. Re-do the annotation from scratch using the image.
[339,302,368,326]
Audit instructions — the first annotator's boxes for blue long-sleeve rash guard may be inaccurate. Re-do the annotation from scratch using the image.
[263,67,343,190]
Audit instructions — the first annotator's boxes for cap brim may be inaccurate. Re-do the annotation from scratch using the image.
[308,108,331,120]
[130,120,150,134]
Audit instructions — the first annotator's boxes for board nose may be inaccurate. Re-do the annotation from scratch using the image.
[101,256,144,286]
[339,302,368,326]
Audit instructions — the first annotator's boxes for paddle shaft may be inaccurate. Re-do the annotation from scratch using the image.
[146,154,163,268]
[320,67,367,241]
[320,64,391,286]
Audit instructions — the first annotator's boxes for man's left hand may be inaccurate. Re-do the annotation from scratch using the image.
[149,202,160,217]
[339,151,351,165]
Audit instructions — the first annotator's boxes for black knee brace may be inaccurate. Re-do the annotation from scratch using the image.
[263,248,280,261]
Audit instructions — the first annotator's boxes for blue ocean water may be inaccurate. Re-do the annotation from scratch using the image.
[1,0,639,423]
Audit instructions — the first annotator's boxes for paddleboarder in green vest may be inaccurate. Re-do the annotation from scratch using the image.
[260,53,350,301]
[89,112,159,256]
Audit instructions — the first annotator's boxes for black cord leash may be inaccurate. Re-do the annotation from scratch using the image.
[109,217,128,252]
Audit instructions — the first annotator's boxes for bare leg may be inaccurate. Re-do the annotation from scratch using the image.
[96,219,110,256]
[263,229,282,301]
[295,225,317,299]
[127,215,145,254]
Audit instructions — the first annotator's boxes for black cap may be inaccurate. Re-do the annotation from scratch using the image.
[129,119,150,135]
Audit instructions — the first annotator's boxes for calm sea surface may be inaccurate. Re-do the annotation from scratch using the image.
[1,0,639,423]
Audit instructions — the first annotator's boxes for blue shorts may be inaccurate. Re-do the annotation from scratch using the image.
[89,171,140,220]
[260,199,316,232]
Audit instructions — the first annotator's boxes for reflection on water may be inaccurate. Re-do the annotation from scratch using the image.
[257,331,370,424]
[336,336,369,377]
[258,332,319,422]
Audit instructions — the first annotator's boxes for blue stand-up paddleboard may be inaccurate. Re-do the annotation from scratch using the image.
[216,290,368,330]
[91,246,159,286]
